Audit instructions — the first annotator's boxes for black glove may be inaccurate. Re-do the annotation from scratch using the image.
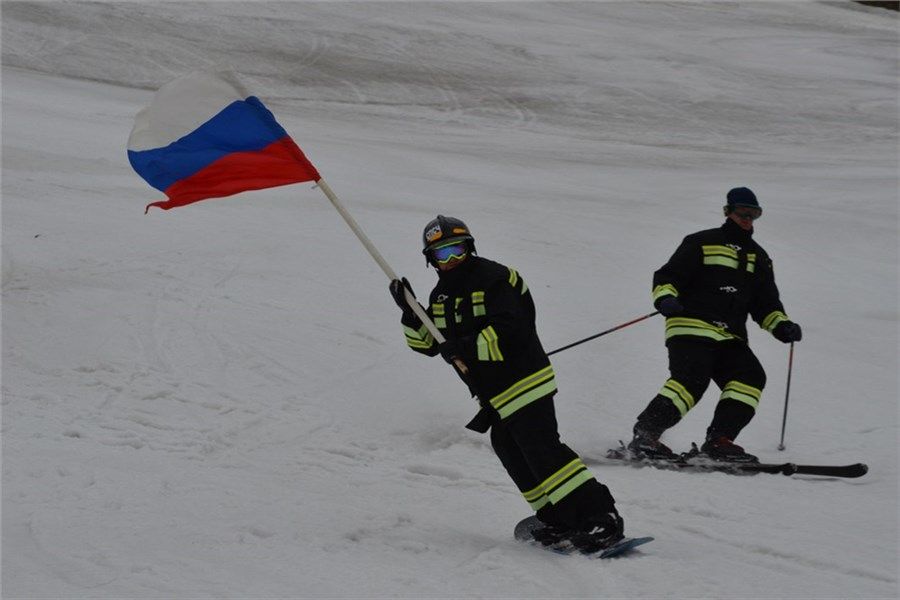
[389,277,415,314]
[773,321,802,343]
[438,340,462,364]
[656,296,684,317]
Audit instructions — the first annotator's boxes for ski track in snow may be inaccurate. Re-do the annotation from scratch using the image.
[2,2,898,598]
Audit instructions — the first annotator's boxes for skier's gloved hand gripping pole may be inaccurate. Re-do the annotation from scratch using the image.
[314,178,475,381]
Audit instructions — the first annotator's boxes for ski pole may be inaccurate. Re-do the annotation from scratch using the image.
[777,342,795,451]
[546,311,659,357]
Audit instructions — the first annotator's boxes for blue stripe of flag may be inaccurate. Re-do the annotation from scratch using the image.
[127,96,290,193]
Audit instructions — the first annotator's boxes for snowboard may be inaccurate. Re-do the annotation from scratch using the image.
[514,515,653,559]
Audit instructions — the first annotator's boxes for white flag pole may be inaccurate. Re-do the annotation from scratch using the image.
[314,179,470,374]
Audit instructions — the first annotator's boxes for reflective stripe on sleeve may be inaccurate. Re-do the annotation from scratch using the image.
[652,283,679,302]
[476,326,504,361]
[403,323,435,350]
[761,310,788,332]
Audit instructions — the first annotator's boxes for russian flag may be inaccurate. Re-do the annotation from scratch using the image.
[128,71,320,213]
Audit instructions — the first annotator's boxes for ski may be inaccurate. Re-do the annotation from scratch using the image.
[600,443,868,479]
[514,515,653,559]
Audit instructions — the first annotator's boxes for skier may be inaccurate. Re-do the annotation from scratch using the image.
[628,188,802,462]
[390,215,624,553]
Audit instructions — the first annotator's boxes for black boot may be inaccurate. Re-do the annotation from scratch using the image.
[531,522,572,548]
[627,428,677,460]
[569,511,625,554]
[629,395,682,459]
[700,435,758,463]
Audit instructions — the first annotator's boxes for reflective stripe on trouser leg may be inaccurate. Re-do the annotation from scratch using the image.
[658,378,696,417]
[719,380,762,410]
[489,366,557,419]
[520,458,595,510]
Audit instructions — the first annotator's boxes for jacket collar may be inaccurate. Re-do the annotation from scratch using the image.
[436,253,478,286]
[721,218,754,242]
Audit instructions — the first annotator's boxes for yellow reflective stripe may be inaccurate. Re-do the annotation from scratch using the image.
[762,310,788,332]
[476,335,490,361]
[522,483,550,510]
[720,380,762,409]
[541,458,584,492]
[406,337,433,350]
[477,327,503,361]
[747,253,757,272]
[658,378,695,416]
[431,303,445,315]
[472,291,486,316]
[434,317,446,328]
[703,245,738,259]
[403,323,430,340]
[520,459,596,509]
[484,326,503,361]
[476,327,503,362]
[520,280,528,295]
[703,256,740,269]
[652,284,679,302]
[489,366,555,411]
[508,268,519,287]
[526,494,550,511]
[702,245,739,269]
[403,323,434,349]
[496,379,558,419]
[522,483,546,502]
[539,458,596,505]
[548,470,594,505]
[665,317,738,341]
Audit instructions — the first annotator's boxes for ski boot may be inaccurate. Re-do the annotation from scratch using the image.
[700,436,758,463]
[627,428,678,460]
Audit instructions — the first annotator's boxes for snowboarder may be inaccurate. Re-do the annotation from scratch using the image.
[390,215,624,553]
[628,188,802,462]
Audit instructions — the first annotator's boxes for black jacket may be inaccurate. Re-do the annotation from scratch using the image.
[401,256,556,423]
[652,219,789,344]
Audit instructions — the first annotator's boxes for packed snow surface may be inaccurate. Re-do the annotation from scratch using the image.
[2,2,897,598]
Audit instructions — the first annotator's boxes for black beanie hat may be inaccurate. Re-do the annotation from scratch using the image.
[726,187,760,209]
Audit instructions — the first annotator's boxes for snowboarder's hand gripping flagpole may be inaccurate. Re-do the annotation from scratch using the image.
[126,70,469,380]
[315,180,468,377]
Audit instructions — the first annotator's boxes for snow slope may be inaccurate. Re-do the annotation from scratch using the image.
[2,1,897,597]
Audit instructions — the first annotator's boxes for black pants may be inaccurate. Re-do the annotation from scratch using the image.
[636,337,767,441]
[490,395,616,530]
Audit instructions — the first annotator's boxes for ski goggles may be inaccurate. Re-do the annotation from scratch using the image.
[430,241,469,264]
[726,206,763,220]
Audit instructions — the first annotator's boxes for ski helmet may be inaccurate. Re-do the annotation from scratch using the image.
[422,215,476,264]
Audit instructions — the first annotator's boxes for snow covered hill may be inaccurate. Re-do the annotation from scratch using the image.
[2,2,897,597]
